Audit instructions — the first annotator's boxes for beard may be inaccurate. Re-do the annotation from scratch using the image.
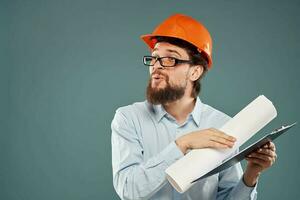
[146,72,187,105]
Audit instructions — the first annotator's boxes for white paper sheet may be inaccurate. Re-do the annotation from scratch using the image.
[165,95,277,193]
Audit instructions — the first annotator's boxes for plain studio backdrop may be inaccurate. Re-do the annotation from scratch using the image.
[1,0,300,199]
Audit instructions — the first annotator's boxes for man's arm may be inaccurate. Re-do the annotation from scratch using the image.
[244,142,277,186]
[216,159,258,200]
[220,141,277,200]
[111,109,183,200]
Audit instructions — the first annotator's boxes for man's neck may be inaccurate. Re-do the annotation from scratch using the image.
[163,96,196,125]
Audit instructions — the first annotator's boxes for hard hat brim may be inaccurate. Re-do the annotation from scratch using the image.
[140,34,157,49]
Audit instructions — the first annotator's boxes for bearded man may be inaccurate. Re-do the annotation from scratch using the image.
[111,14,277,200]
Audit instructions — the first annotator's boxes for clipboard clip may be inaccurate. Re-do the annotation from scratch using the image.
[273,122,297,132]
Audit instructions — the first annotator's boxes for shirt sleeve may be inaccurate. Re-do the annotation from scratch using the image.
[216,161,258,200]
[111,109,184,200]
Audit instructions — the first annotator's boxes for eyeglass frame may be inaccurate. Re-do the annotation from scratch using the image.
[143,55,194,68]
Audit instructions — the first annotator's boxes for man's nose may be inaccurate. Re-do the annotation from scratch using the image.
[151,65,164,75]
[152,59,164,71]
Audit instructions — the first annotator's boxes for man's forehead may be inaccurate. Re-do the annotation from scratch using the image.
[152,42,187,57]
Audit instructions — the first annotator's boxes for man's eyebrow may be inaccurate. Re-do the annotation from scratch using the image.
[152,48,182,57]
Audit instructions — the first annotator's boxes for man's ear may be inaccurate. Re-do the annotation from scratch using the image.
[189,65,204,81]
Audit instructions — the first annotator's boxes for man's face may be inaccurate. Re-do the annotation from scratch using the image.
[146,42,192,105]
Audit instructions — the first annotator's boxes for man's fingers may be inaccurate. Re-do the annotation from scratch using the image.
[248,152,276,163]
[208,140,232,149]
[210,135,235,147]
[262,142,276,151]
[268,142,276,151]
[210,129,236,142]
[246,157,269,167]
[256,148,276,157]
[188,128,237,150]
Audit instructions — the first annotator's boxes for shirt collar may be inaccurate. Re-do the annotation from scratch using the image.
[153,104,167,122]
[146,101,167,122]
[148,97,203,126]
[190,96,202,127]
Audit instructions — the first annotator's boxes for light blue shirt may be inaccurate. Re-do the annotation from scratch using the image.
[111,97,257,200]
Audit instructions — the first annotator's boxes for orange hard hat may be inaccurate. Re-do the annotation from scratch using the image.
[141,14,213,68]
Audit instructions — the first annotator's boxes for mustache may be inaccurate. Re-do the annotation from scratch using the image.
[151,72,167,78]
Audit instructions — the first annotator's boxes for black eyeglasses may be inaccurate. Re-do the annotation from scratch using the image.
[143,56,193,68]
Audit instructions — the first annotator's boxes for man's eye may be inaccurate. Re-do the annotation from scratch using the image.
[166,57,176,61]
[164,57,176,63]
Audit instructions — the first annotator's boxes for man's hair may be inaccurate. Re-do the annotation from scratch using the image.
[153,36,208,98]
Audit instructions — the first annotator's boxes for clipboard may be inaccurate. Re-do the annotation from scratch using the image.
[191,122,297,183]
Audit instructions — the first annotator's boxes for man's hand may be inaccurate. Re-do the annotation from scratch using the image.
[243,142,277,187]
[175,128,236,154]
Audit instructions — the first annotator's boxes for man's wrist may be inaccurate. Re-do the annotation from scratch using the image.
[175,137,189,155]
[243,169,260,187]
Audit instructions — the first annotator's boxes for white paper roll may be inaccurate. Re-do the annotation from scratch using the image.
[165,95,277,193]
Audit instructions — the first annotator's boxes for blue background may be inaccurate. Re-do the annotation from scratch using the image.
[1,0,300,199]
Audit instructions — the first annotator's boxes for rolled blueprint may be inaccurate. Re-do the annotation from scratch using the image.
[165,95,277,193]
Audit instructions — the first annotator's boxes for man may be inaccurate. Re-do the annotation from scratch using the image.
[111,14,277,200]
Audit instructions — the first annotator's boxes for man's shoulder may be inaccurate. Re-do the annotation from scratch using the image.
[200,102,231,127]
[115,100,149,117]
[202,103,230,118]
